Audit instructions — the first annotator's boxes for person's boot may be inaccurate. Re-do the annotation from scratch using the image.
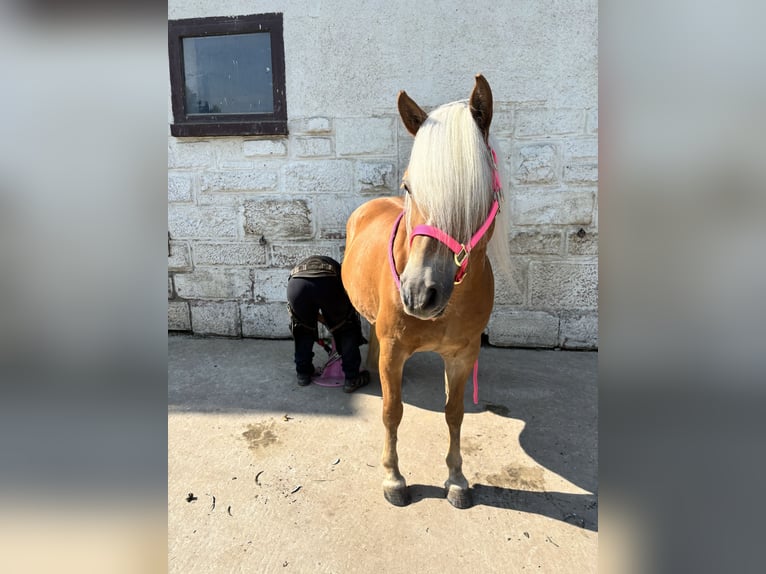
[343,370,370,393]
[296,367,316,387]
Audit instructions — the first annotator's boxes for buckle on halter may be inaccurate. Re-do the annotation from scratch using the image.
[454,245,468,267]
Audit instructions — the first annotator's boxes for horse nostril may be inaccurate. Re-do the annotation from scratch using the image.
[423,286,438,310]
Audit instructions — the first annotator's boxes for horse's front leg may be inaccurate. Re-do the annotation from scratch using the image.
[442,349,478,509]
[378,340,409,506]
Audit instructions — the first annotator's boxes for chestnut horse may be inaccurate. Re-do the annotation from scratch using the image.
[342,75,510,508]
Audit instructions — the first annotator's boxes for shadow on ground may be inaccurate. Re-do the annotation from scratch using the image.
[169,335,597,530]
[397,348,598,497]
[408,484,597,531]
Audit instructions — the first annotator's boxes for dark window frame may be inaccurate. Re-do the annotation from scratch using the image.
[168,13,287,137]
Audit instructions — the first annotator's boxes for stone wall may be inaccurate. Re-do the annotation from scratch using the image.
[168,1,598,349]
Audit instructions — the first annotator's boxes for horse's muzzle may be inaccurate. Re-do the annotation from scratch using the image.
[400,279,450,320]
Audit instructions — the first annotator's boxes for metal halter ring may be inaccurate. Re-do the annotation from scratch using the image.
[454,245,469,267]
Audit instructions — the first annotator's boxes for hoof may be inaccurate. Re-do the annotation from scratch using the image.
[446,485,473,509]
[384,487,411,507]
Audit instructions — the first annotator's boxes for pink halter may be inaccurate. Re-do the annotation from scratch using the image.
[387,147,502,405]
[389,147,502,288]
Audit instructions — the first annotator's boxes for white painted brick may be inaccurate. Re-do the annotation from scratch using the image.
[243,139,288,157]
[508,231,562,255]
[243,199,313,240]
[241,302,291,338]
[563,138,598,159]
[168,206,238,239]
[529,261,598,309]
[492,109,514,135]
[271,243,340,268]
[294,137,333,158]
[200,169,278,192]
[550,109,586,134]
[559,311,598,349]
[168,276,173,299]
[514,108,551,137]
[493,261,526,305]
[563,162,599,185]
[214,161,261,171]
[356,162,396,193]
[515,108,584,137]
[513,143,559,185]
[487,309,559,348]
[586,108,598,133]
[290,117,332,134]
[210,138,247,165]
[251,268,291,302]
[190,301,241,336]
[306,117,331,132]
[168,173,193,202]
[493,136,513,166]
[314,194,368,240]
[193,242,268,266]
[168,241,192,271]
[194,190,244,207]
[397,136,414,180]
[174,268,252,300]
[567,229,598,255]
[593,198,599,228]
[168,141,213,168]
[283,160,354,193]
[168,301,191,331]
[512,190,594,226]
[336,117,395,156]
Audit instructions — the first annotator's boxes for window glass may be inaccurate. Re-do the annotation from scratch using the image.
[182,33,274,115]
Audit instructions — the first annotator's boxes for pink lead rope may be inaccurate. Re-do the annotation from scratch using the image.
[472,360,479,405]
[389,147,502,405]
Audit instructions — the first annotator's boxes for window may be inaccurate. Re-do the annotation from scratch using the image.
[168,13,287,137]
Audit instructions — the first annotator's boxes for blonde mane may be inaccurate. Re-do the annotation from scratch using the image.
[404,100,511,275]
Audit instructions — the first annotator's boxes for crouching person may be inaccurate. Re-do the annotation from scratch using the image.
[286,256,370,393]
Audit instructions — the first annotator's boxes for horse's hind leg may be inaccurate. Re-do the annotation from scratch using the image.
[442,352,477,509]
[378,341,409,506]
[365,323,380,373]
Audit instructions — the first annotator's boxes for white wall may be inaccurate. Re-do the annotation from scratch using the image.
[168,0,598,348]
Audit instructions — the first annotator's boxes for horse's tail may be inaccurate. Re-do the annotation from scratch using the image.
[365,322,380,373]
[487,135,514,282]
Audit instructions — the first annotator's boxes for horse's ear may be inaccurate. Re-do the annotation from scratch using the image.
[397,90,428,136]
[469,74,493,141]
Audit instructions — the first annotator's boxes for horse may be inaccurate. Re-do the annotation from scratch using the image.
[341,74,511,508]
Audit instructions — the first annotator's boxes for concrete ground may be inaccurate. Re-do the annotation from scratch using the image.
[168,335,597,573]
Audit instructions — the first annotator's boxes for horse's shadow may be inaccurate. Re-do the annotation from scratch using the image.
[361,346,598,530]
[408,484,598,532]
